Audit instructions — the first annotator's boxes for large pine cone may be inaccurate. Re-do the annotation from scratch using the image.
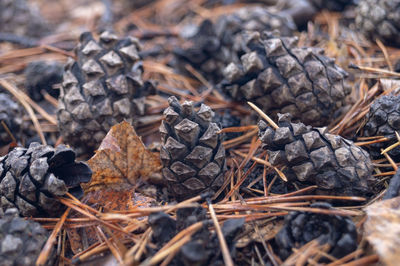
[0,209,50,266]
[221,32,350,127]
[174,6,296,83]
[355,0,400,47]
[160,97,226,201]
[0,0,50,38]
[275,202,358,260]
[0,93,23,147]
[363,94,400,160]
[258,114,373,196]
[0,143,92,217]
[58,31,154,154]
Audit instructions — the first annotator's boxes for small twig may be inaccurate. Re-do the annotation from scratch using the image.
[349,63,400,78]
[1,121,17,143]
[207,199,234,266]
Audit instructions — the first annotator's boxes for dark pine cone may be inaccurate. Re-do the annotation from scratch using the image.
[0,0,50,38]
[24,61,63,102]
[0,142,92,217]
[363,94,400,160]
[258,114,373,196]
[58,31,155,155]
[0,208,51,266]
[221,31,351,127]
[174,6,296,83]
[275,202,357,260]
[355,0,400,47]
[0,93,23,147]
[149,206,244,266]
[160,96,226,201]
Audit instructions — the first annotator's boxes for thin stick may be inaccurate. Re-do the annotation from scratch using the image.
[1,121,16,143]
[207,199,234,266]
[247,102,279,129]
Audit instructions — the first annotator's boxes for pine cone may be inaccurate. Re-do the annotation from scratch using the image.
[222,32,351,127]
[258,114,373,196]
[363,94,400,160]
[355,0,400,47]
[0,208,51,266]
[24,61,63,102]
[275,202,358,260]
[174,6,296,83]
[160,96,226,201]
[57,31,155,154]
[0,142,92,217]
[0,93,23,147]
[0,0,50,38]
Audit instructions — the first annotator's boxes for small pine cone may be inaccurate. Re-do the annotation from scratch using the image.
[24,61,63,102]
[258,114,373,196]
[355,0,400,47]
[363,94,400,160]
[57,31,155,154]
[275,202,358,260]
[0,209,51,266]
[174,6,296,83]
[0,93,23,147]
[0,142,92,217]
[160,97,226,201]
[0,0,50,38]
[222,32,351,127]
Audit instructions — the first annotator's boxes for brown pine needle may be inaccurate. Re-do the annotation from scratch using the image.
[381,140,400,154]
[349,63,400,77]
[1,121,16,143]
[207,199,234,266]
[234,150,288,182]
[0,79,46,144]
[247,101,279,129]
[36,208,71,266]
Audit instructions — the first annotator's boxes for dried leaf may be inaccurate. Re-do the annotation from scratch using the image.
[67,121,161,254]
[364,196,400,266]
[85,121,162,192]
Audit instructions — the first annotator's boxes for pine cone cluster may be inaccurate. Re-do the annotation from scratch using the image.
[222,32,351,127]
[160,96,226,201]
[355,0,400,47]
[174,6,296,83]
[149,207,244,265]
[58,31,155,154]
[0,208,50,266]
[0,93,23,148]
[363,94,400,160]
[0,142,92,217]
[0,0,50,38]
[258,114,373,196]
[275,202,358,260]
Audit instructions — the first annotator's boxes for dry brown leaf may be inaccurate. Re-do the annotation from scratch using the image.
[364,196,400,266]
[85,120,162,193]
[67,121,161,254]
